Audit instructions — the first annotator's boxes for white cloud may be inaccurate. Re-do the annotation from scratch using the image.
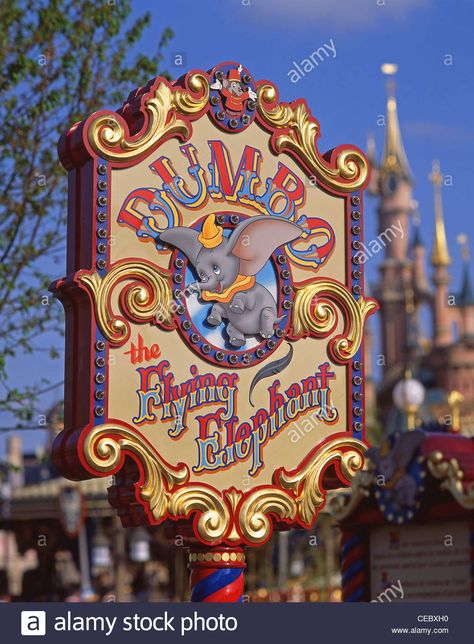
[403,120,474,144]
[251,0,429,30]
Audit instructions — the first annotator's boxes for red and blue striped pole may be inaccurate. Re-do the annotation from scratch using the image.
[188,547,246,602]
[340,530,369,602]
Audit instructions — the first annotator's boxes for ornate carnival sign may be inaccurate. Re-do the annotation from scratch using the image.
[52,62,376,553]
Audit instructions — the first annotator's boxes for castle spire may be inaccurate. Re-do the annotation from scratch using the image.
[366,132,379,195]
[380,63,413,182]
[411,201,423,249]
[457,234,474,307]
[366,132,377,166]
[429,160,451,267]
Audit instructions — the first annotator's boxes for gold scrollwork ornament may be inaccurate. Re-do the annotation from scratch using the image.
[292,279,377,362]
[427,451,474,509]
[257,83,369,192]
[79,260,173,345]
[82,425,367,545]
[279,437,367,525]
[237,489,296,544]
[87,74,210,163]
[83,423,188,519]
[168,487,230,543]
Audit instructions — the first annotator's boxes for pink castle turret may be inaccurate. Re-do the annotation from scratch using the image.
[369,66,474,435]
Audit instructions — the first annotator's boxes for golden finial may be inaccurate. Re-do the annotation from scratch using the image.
[429,160,451,267]
[429,159,443,186]
[380,63,412,182]
[447,390,464,432]
[457,233,470,263]
[381,63,398,75]
[381,63,398,98]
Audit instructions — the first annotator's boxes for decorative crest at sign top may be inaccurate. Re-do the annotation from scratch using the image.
[86,74,210,163]
[79,63,369,193]
[53,61,377,546]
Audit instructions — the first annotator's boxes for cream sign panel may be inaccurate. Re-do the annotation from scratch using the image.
[53,62,376,546]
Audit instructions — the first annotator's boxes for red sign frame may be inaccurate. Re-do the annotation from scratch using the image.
[52,62,376,548]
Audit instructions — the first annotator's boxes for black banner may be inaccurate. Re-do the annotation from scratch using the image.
[4,602,471,643]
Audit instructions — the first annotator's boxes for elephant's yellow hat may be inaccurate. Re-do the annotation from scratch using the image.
[198,214,223,249]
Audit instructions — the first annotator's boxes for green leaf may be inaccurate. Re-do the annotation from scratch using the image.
[0,0,173,421]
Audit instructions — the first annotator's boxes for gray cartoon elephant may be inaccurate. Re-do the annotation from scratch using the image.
[366,430,425,511]
[160,214,302,347]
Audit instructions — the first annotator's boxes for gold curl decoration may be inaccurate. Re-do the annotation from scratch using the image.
[83,423,188,520]
[78,260,173,345]
[88,75,209,162]
[278,437,367,525]
[82,427,366,543]
[83,424,231,542]
[224,489,244,542]
[168,487,230,543]
[292,278,377,362]
[427,451,474,510]
[238,489,296,544]
[257,83,295,128]
[258,83,368,192]
[171,72,210,113]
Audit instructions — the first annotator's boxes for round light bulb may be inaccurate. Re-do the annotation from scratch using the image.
[393,378,425,410]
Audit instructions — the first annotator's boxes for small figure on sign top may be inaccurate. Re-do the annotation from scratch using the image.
[211,64,257,114]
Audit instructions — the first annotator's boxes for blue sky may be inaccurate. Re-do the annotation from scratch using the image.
[137,0,473,294]
[2,0,473,455]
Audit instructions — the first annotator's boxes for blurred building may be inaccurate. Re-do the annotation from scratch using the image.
[0,424,344,601]
[366,67,474,436]
[333,430,473,602]
[0,428,183,601]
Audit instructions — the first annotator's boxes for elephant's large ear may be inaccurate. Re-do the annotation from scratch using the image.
[159,227,201,266]
[226,216,302,276]
[392,430,425,469]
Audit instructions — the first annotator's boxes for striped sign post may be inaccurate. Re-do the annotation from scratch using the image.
[188,547,246,603]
